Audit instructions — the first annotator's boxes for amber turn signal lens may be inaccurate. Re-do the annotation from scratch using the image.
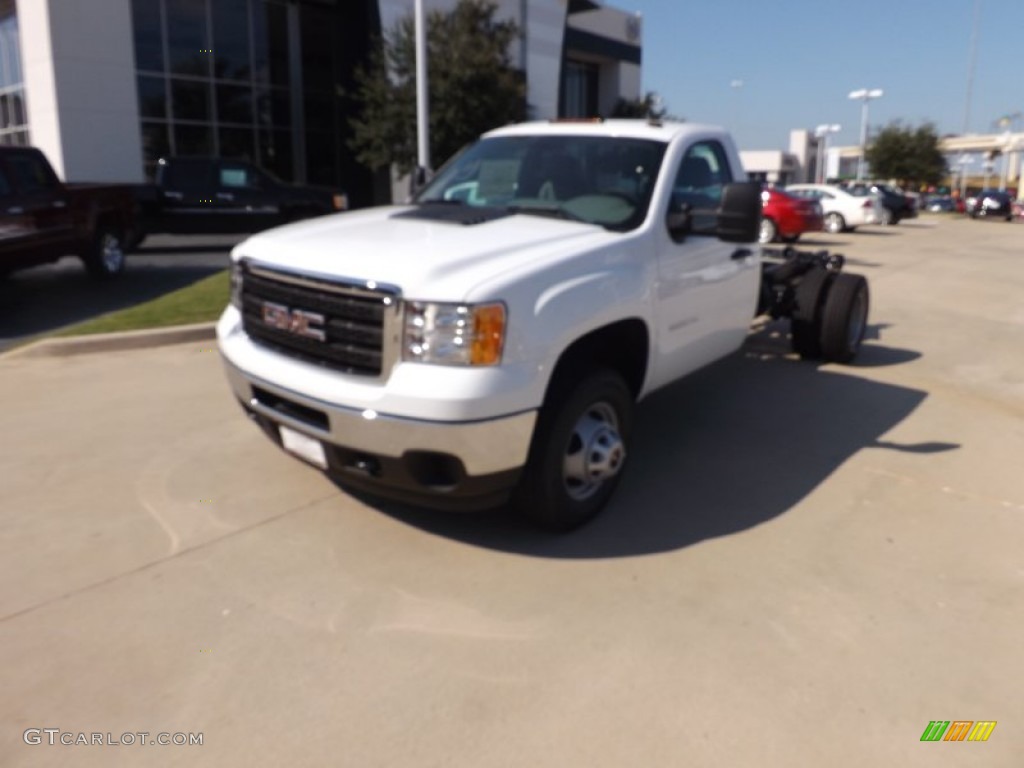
[470,304,505,365]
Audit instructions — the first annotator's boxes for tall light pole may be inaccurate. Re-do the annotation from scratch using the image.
[814,124,841,183]
[415,0,430,180]
[849,88,883,180]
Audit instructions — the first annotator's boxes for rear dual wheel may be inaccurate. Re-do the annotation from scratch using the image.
[790,272,869,363]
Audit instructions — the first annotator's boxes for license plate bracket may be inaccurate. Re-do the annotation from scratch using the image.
[279,425,328,469]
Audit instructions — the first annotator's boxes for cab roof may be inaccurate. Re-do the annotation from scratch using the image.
[483,119,723,144]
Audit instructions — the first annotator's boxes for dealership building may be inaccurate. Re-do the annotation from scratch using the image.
[0,0,642,205]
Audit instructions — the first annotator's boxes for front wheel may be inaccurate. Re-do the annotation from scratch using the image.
[82,226,126,279]
[758,217,778,244]
[513,370,633,532]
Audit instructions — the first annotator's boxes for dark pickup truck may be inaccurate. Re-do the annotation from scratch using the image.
[132,157,348,247]
[0,146,139,279]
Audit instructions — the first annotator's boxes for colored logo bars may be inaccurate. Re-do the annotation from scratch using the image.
[921,721,996,742]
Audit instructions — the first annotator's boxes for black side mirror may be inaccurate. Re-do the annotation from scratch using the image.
[666,202,691,241]
[716,182,762,243]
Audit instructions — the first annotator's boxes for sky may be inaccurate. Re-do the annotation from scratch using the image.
[626,0,1023,152]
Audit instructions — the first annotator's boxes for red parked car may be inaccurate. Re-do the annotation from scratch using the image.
[759,187,823,244]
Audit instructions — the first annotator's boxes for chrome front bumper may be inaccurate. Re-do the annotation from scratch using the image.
[222,357,537,477]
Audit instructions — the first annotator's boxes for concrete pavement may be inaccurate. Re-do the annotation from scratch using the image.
[1,216,1022,766]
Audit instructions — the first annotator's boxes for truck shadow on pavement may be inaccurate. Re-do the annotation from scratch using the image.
[353,333,954,559]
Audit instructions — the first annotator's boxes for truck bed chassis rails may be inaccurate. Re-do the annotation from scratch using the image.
[757,245,869,363]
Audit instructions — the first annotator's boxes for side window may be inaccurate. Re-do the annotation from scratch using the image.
[7,154,55,193]
[671,140,733,233]
[220,165,255,189]
[672,141,733,209]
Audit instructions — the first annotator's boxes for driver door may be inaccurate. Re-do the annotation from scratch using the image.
[648,140,760,390]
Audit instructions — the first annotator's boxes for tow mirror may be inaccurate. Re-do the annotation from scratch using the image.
[667,203,691,241]
[717,182,761,243]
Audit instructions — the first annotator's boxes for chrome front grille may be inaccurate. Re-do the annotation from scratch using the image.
[240,262,400,377]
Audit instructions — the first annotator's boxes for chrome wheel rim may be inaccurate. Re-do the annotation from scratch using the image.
[758,219,775,244]
[562,402,625,501]
[101,233,124,273]
[825,213,843,233]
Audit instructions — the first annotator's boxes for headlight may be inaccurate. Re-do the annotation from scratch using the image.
[403,301,506,366]
[230,260,243,309]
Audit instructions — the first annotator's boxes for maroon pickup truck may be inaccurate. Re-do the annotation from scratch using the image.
[0,146,139,280]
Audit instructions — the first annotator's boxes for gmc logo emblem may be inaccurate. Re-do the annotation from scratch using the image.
[261,301,326,341]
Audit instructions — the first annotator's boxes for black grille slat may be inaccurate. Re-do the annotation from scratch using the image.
[241,265,390,376]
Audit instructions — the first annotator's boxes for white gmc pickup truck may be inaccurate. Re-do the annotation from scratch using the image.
[217,119,869,530]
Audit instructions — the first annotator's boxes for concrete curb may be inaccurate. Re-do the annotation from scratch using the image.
[1,322,217,360]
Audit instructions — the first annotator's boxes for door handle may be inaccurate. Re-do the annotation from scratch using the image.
[216,192,234,201]
[53,200,67,208]
[731,248,753,260]
[7,206,24,214]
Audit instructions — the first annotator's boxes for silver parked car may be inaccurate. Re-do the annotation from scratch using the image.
[785,183,884,233]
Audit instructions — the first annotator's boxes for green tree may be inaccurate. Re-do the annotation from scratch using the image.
[609,92,667,119]
[865,122,947,186]
[349,0,527,175]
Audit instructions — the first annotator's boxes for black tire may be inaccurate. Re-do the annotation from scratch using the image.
[780,233,801,244]
[513,369,633,532]
[819,273,869,363]
[824,212,846,234]
[790,269,831,359]
[758,217,778,244]
[82,226,126,279]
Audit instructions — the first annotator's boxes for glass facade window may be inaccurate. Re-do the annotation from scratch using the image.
[171,78,211,121]
[130,0,379,204]
[217,83,253,125]
[219,126,255,161]
[166,0,210,77]
[132,0,297,179]
[252,1,290,88]
[562,60,599,118]
[174,123,213,155]
[137,75,167,119]
[130,0,164,71]
[0,0,28,147]
[211,0,251,81]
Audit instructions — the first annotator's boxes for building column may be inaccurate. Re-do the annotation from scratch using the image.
[19,0,143,182]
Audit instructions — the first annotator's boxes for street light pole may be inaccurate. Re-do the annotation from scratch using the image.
[415,0,430,180]
[814,124,841,183]
[849,88,883,180]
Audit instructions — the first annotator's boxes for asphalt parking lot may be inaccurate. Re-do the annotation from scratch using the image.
[2,216,1022,766]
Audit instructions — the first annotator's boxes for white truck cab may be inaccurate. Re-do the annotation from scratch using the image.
[218,119,860,530]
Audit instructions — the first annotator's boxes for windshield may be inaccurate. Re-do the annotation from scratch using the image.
[414,135,667,231]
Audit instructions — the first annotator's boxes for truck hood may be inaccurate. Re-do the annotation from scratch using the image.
[235,205,619,300]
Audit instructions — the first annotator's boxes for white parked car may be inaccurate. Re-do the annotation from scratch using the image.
[785,183,883,233]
